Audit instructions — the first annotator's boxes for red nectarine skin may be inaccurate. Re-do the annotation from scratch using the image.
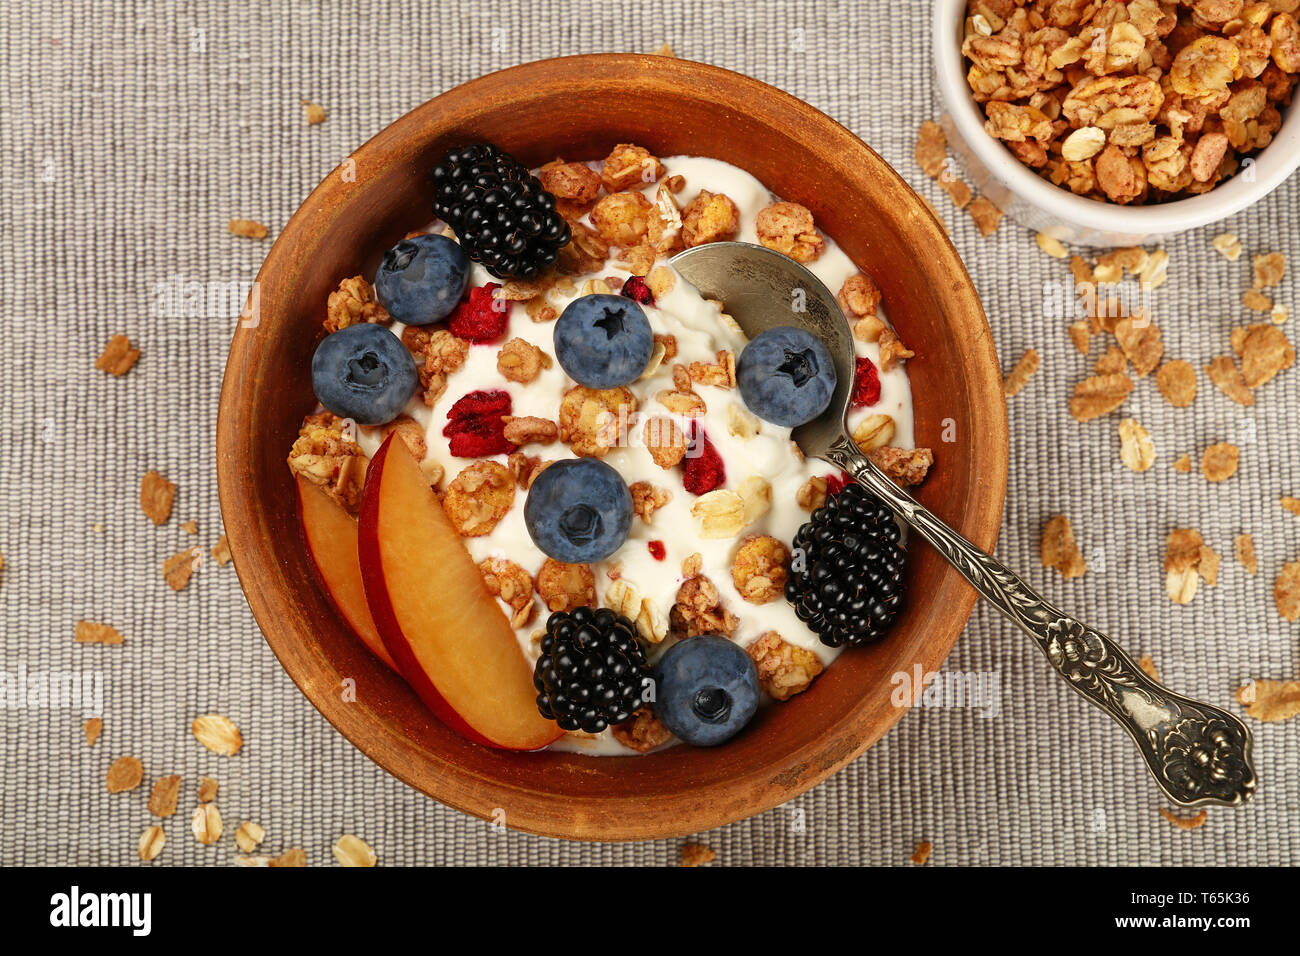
[297,475,398,672]
[358,435,563,751]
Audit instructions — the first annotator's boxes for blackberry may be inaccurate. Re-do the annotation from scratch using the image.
[533,607,651,734]
[785,483,905,648]
[430,143,570,280]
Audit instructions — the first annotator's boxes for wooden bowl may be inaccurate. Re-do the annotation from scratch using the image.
[216,54,1008,841]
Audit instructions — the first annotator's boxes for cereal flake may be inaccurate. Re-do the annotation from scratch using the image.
[1069,373,1133,421]
[106,756,144,793]
[95,334,140,376]
[915,121,947,177]
[1159,808,1209,830]
[1237,679,1300,721]
[1200,442,1239,482]
[1041,514,1087,579]
[967,196,1003,236]
[1275,560,1300,622]
[1204,355,1255,406]
[680,843,716,867]
[191,803,223,845]
[148,775,181,817]
[1234,533,1258,575]
[1252,252,1286,289]
[140,471,176,525]
[1155,360,1197,407]
[227,218,268,239]
[75,621,124,645]
[332,834,377,867]
[1003,348,1040,398]
[191,713,243,756]
[138,825,166,861]
[236,820,266,853]
[1118,419,1156,472]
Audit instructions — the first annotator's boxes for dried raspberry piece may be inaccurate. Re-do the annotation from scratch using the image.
[648,540,666,561]
[620,275,654,306]
[850,356,881,408]
[442,389,517,458]
[448,283,510,343]
[445,388,510,422]
[824,471,851,496]
[682,422,726,495]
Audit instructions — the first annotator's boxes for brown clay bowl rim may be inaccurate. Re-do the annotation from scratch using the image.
[217,54,1008,841]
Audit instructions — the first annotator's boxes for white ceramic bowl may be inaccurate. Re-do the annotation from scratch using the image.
[933,0,1300,247]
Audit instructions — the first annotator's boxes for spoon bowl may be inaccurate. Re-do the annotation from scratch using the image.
[670,242,853,458]
[672,241,1257,809]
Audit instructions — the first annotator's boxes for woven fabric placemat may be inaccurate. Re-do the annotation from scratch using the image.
[1,0,1297,866]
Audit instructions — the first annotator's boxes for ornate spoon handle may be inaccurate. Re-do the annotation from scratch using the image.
[821,435,1256,808]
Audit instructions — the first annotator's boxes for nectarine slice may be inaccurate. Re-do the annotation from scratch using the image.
[358,435,562,750]
[297,475,397,672]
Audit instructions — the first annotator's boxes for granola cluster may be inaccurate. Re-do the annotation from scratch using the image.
[379,414,428,462]
[630,480,672,522]
[731,534,791,604]
[746,631,825,701]
[502,415,559,446]
[442,461,515,536]
[540,146,686,283]
[869,446,935,486]
[558,385,637,457]
[324,276,391,334]
[478,558,537,628]
[286,412,369,513]
[687,349,737,389]
[755,202,826,262]
[496,336,553,383]
[610,707,673,752]
[536,558,596,613]
[402,325,471,406]
[962,0,1300,204]
[643,415,688,468]
[682,190,740,246]
[668,575,738,640]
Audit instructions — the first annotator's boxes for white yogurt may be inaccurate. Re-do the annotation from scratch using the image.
[355,155,915,755]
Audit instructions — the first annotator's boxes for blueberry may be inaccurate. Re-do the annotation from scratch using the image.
[655,636,761,747]
[311,323,419,426]
[553,294,653,388]
[736,326,837,427]
[524,458,633,563]
[373,234,471,325]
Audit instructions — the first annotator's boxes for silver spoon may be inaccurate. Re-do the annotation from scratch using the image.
[671,240,1255,808]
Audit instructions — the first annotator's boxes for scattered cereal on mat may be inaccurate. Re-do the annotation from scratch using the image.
[227,218,268,239]
[95,334,140,376]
